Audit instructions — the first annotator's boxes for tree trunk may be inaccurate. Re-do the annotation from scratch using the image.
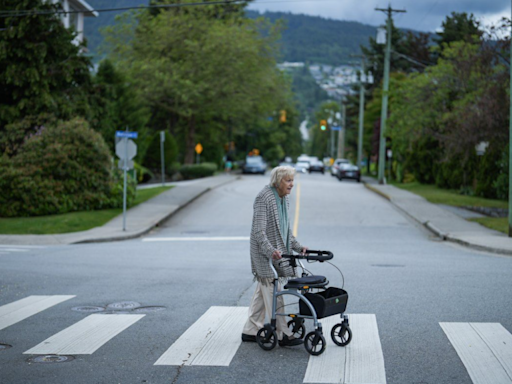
[184,116,196,164]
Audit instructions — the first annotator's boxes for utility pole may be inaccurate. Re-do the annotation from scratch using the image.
[376,4,406,184]
[509,0,512,236]
[338,100,346,158]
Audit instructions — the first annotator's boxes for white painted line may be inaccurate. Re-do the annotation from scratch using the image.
[0,245,45,248]
[143,237,249,242]
[0,296,75,331]
[155,306,247,366]
[24,314,145,355]
[303,314,386,384]
[0,248,30,252]
[440,322,512,384]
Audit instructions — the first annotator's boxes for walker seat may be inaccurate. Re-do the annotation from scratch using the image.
[284,275,328,289]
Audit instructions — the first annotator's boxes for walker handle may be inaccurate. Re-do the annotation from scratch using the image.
[281,250,333,262]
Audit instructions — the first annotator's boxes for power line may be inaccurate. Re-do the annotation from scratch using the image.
[0,0,345,18]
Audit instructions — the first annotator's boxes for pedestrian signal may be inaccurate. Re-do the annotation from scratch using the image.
[320,120,327,131]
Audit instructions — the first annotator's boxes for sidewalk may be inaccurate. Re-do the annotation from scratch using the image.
[0,174,239,246]
[363,177,512,256]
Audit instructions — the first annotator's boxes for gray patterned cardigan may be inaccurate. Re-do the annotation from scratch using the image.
[250,185,303,284]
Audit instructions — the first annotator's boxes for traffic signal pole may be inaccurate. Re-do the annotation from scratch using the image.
[376,5,405,184]
[357,58,366,168]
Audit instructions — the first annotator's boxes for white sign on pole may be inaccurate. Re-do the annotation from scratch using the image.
[116,139,137,162]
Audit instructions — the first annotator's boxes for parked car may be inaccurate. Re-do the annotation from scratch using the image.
[295,161,310,174]
[242,156,267,175]
[337,163,361,182]
[308,159,325,174]
[330,158,350,177]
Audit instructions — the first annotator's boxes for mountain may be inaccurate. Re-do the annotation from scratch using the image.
[246,10,375,65]
[84,2,376,65]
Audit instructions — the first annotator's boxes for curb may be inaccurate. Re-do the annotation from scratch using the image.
[364,182,512,256]
[73,175,241,244]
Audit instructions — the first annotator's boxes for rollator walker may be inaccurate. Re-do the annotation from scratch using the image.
[255,250,352,356]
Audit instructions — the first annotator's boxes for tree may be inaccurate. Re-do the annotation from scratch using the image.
[104,1,292,164]
[435,12,483,48]
[0,0,92,155]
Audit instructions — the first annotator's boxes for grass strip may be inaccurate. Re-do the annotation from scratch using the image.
[0,186,173,235]
[468,217,507,234]
[391,182,508,209]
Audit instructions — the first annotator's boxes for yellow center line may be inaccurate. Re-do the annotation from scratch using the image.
[293,182,301,237]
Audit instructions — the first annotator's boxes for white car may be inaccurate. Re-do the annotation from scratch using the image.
[330,158,350,177]
[295,161,310,174]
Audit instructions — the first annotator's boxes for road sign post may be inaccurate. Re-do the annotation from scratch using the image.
[160,131,165,187]
[115,130,138,231]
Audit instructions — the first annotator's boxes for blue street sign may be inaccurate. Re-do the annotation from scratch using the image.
[331,126,341,131]
[116,131,138,139]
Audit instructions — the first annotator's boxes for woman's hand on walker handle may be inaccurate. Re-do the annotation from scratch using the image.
[300,247,309,255]
[272,250,282,260]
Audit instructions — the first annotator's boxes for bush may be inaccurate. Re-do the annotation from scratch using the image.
[179,163,217,180]
[0,118,135,217]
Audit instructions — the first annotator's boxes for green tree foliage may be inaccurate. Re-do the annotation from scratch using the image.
[0,118,135,217]
[103,1,297,164]
[308,101,341,159]
[288,66,329,120]
[90,59,151,152]
[143,130,179,172]
[0,0,93,153]
[435,12,482,48]
[388,40,508,198]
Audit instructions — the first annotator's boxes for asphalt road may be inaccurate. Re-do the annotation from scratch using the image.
[1,172,512,384]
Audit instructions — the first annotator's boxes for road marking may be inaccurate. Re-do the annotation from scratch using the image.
[303,314,386,384]
[0,295,75,331]
[154,306,247,366]
[293,182,301,237]
[0,245,45,248]
[143,237,249,242]
[440,322,512,384]
[24,314,145,355]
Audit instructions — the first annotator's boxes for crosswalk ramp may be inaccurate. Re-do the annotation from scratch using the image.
[0,245,45,255]
[2,296,512,384]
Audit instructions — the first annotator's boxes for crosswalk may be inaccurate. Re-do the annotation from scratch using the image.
[0,245,45,255]
[1,296,512,384]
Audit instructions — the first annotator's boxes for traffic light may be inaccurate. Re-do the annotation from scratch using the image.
[279,110,287,123]
[320,119,327,131]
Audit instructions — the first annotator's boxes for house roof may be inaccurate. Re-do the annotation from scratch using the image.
[68,0,98,17]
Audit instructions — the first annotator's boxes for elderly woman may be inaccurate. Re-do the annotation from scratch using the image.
[241,166,308,347]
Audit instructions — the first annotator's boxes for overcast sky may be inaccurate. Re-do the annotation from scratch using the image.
[248,0,511,33]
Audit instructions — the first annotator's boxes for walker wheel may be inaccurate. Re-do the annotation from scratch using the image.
[304,331,326,356]
[287,319,306,339]
[331,323,352,346]
[256,326,277,351]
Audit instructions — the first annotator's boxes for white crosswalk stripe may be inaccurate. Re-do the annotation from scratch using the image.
[24,314,145,355]
[440,322,512,384]
[0,295,75,331]
[154,306,247,366]
[303,314,386,384]
[0,245,45,255]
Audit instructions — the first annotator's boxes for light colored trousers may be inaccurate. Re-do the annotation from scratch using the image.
[242,282,292,340]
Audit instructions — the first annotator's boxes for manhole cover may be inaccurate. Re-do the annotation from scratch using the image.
[0,343,12,350]
[372,264,405,268]
[72,306,105,313]
[132,306,166,313]
[107,301,141,310]
[27,355,75,363]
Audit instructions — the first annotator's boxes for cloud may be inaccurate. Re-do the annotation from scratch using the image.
[248,0,511,32]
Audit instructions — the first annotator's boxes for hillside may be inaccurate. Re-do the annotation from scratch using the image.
[84,2,375,65]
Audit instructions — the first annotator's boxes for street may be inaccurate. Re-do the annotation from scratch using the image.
[1,173,512,384]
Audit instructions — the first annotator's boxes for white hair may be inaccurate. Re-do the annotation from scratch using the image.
[270,166,296,187]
